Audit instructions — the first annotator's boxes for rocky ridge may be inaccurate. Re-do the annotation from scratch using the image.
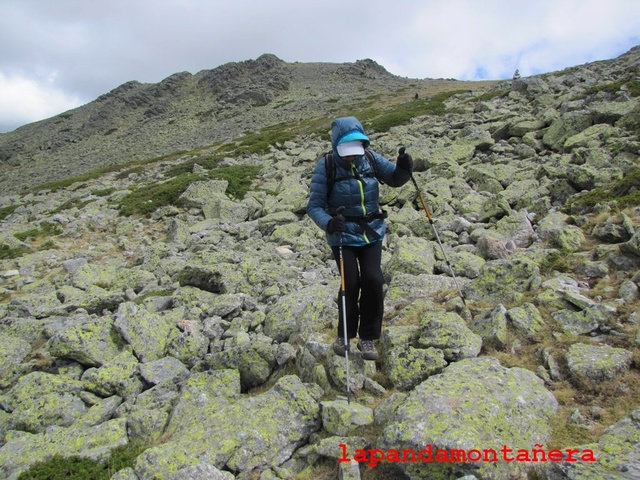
[0,48,639,479]
[0,54,475,196]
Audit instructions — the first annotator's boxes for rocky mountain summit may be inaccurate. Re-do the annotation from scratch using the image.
[0,54,471,195]
[0,48,639,480]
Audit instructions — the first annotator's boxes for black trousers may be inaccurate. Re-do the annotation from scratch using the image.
[332,240,384,341]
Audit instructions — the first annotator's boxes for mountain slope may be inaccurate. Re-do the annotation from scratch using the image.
[0,54,495,195]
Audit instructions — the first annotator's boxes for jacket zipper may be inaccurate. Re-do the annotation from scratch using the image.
[351,163,370,243]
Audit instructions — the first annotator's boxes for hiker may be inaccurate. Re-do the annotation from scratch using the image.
[307,116,413,360]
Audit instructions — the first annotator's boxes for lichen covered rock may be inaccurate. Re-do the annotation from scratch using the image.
[113,302,178,363]
[321,399,373,436]
[546,408,640,479]
[464,256,540,303]
[418,309,482,361]
[0,331,30,378]
[380,326,447,391]
[0,371,87,434]
[379,357,559,479]
[566,343,633,383]
[133,373,320,477]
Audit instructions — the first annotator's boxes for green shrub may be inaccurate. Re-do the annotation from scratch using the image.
[39,240,56,250]
[22,150,192,195]
[585,75,640,98]
[17,455,107,480]
[118,173,198,216]
[51,197,92,213]
[209,165,261,199]
[92,187,117,197]
[364,90,465,133]
[539,249,573,275]
[0,244,31,260]
[17,442,148,480]
[24,167,120,194]
[234,122,298,155]
[117,164,261,216]
[0,204,19,221]
[566,167,640,212]
[14,222,63,242]
[164,155,223,177]
[365,110,412,133]
[104,442,149,474]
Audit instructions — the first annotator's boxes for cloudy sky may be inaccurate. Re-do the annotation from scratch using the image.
[1,0,639,133]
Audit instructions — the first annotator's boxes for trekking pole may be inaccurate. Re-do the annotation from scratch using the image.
[402,148,467,308]
[336,206,351,404]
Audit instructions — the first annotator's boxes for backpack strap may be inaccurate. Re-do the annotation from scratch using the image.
[364,150,379,181]
[325,151,336,196]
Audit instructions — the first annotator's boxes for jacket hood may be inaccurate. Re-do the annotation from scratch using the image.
[331,117,370,153]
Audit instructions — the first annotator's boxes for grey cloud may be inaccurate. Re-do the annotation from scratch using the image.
[1,0,639,132]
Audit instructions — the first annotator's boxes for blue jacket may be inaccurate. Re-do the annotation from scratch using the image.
[307,117,411,247]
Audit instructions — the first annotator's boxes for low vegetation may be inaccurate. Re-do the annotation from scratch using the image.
[234,122,303,155]
[0,204,19,222]
[0,244,31,260]
[51,196,94,214]
[361,90,466,133]
[117,172,198,216]
[14,221,63,242]
[22,165,125,194]
[17,442,148,480]
[22,150,193,195]
[0,221,63,259]
[584,73,640,98]
[566,166,640,212]
[117,164,262,216]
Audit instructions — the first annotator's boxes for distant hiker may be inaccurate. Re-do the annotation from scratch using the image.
[307,116,413,360]
[414,92,419,100]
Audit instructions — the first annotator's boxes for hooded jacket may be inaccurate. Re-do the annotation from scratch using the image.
[307,117,411,246]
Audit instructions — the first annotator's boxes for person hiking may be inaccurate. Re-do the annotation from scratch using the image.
[307,116,413,360]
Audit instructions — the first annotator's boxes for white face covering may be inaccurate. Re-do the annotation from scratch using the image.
[336,141,365,157]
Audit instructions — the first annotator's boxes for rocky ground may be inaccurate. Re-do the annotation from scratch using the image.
[0,48,639,479]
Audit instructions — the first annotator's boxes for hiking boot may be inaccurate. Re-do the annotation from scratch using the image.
[333,337,348,356]
[357,340,378,361]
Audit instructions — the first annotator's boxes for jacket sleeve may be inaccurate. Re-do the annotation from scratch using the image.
[306,157,332,231]
[370,151,412,187]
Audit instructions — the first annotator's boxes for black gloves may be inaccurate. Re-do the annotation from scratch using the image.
[397,147,414,172]
[327,214,346,233]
